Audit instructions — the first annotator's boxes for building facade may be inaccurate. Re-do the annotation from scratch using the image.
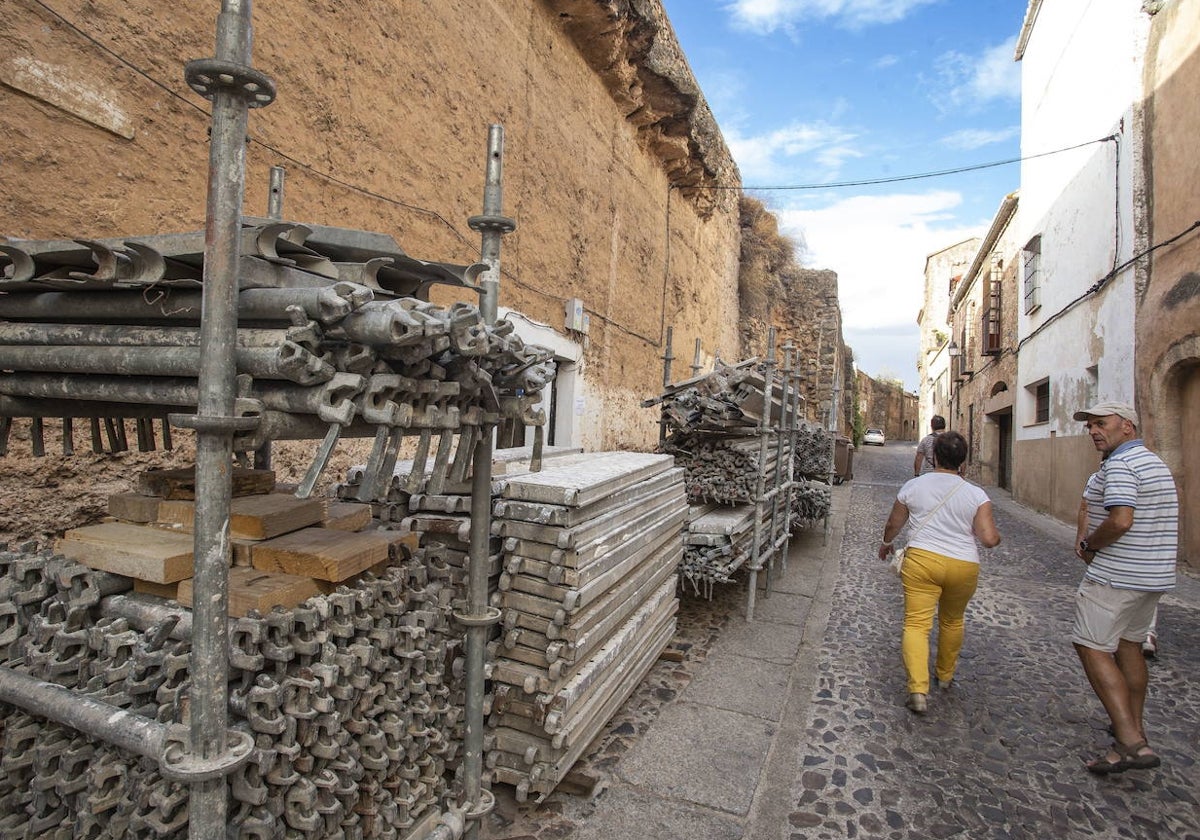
[916,238,980,435]
[946,194,1020,489]
[1012,0,1148,522]
[1140,0,1200,569]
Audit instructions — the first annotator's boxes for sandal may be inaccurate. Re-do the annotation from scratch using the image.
[1086,740,1161,775]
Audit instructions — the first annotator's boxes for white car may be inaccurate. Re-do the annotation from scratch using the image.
[863,428,886,446]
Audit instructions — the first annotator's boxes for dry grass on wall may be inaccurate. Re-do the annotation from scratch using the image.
[738,197,792,324]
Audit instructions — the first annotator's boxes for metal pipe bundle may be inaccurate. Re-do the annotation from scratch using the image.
[0,222,554,477]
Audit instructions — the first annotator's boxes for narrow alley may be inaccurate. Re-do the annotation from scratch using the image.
[490,441,1200,839]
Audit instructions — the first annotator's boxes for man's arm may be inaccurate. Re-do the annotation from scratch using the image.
[1077,505,1134,562]
[912,441,924,476]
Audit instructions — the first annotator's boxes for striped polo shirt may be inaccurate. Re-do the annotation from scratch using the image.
[1082,440,1178,592]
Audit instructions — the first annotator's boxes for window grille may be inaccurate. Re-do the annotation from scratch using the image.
[1023,236,1041,314]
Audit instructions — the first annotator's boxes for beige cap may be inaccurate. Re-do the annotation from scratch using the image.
[1073,401,1139,428]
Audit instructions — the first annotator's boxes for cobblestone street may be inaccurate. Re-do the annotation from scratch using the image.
[486,441,1200,839]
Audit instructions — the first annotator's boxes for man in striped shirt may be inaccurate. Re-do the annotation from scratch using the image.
[1071,401,1178,775]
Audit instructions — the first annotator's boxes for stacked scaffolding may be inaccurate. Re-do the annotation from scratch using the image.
[0,219,553,838]
[791,423,835,529]
[645,332,803,618]
[485,452,685,802]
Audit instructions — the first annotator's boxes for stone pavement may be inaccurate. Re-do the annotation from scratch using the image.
[483,442,1200,839]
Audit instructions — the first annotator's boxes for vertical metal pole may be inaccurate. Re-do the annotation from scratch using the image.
[690,337,703,377]
[267,165,285,220]
[662,326,675,388]
[255,165,285,471]
[463,124,514,838]
[747,328,776,621]
[469,125,513,325]
[659,327,674,444]
[178,4,274,838]
[778,344,796,573]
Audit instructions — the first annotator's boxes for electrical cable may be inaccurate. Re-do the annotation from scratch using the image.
[1014,219,1200,353]
[23,3,592,310]
[671,135,1118,192]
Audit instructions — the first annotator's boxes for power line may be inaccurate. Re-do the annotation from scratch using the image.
[672,135,1118,192]
[27,0,655,340]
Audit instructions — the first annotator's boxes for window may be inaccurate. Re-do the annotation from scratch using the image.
[982,258,1002,354]
[1023,236,1041,314]
[957,326,972,377]
[1029,378,1050,424]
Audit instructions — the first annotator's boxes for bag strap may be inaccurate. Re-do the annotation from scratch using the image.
[908,479,966,541]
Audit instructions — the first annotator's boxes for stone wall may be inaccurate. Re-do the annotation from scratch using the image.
[855,371,918,442]
[0,0,750,541]
[1,0,742,454]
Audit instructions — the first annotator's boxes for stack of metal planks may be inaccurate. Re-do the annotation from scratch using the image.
[484,452,687,802]
[680,503,758,597]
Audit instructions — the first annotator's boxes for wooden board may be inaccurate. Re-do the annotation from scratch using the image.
[139,467,276,500]
[177,566,321,616]
[134,579,179,600]
[251,527,393,582]
[157,493,325,541]
[232,539,255,567]
[108,492,161,523]
[322,502,372,532]
[57,522,197,584]
[314,558,393,594]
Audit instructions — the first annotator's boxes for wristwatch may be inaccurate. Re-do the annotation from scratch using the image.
[1079,540,1095,554]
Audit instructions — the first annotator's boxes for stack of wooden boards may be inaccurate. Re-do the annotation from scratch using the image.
[485,451,686,802]
[57,466,414,616]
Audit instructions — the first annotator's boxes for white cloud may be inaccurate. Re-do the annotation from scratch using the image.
[940,126,1020,150]
[931,36,1021,112]
[771,190,985,386]
[726,122,861,183]
[775,190,983,330]
[725,0,940,33]
[874,54,900,69]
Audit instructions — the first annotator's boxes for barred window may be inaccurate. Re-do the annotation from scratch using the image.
[1023,236,1041,314]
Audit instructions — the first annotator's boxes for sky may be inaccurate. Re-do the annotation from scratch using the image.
[660,0,1028,392]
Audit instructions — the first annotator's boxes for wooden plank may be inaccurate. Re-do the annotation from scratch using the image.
[251,527,392,582]
[322,502,372,532]
[232,539,255,567]
[134,579,179,600]
[139,467,276,500]
[57,522,197,584]
[107,492,161,523]
[314,558,393,594]
[177,566,321,617]
[157,493,325,540]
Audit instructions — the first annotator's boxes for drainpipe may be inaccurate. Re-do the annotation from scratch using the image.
[174,2,275,838]
[460,125,514,838]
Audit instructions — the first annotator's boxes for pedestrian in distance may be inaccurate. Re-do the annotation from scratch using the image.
[913,415,946,476]
[878,430,1001,714]
[1071,401,1178,775]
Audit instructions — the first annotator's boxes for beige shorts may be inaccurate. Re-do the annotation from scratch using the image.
[1071,579,1161,652]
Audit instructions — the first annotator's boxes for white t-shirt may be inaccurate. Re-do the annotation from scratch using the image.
[896,472,992,563]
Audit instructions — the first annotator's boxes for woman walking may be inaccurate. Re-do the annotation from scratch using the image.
[877,431,1001,713]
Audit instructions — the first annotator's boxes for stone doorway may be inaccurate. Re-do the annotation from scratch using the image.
[990,408,1013,491]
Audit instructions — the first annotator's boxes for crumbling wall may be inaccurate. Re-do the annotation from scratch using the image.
[0,0,744,541]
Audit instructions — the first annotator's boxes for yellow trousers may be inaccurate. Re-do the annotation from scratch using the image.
[900,547,980,694]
